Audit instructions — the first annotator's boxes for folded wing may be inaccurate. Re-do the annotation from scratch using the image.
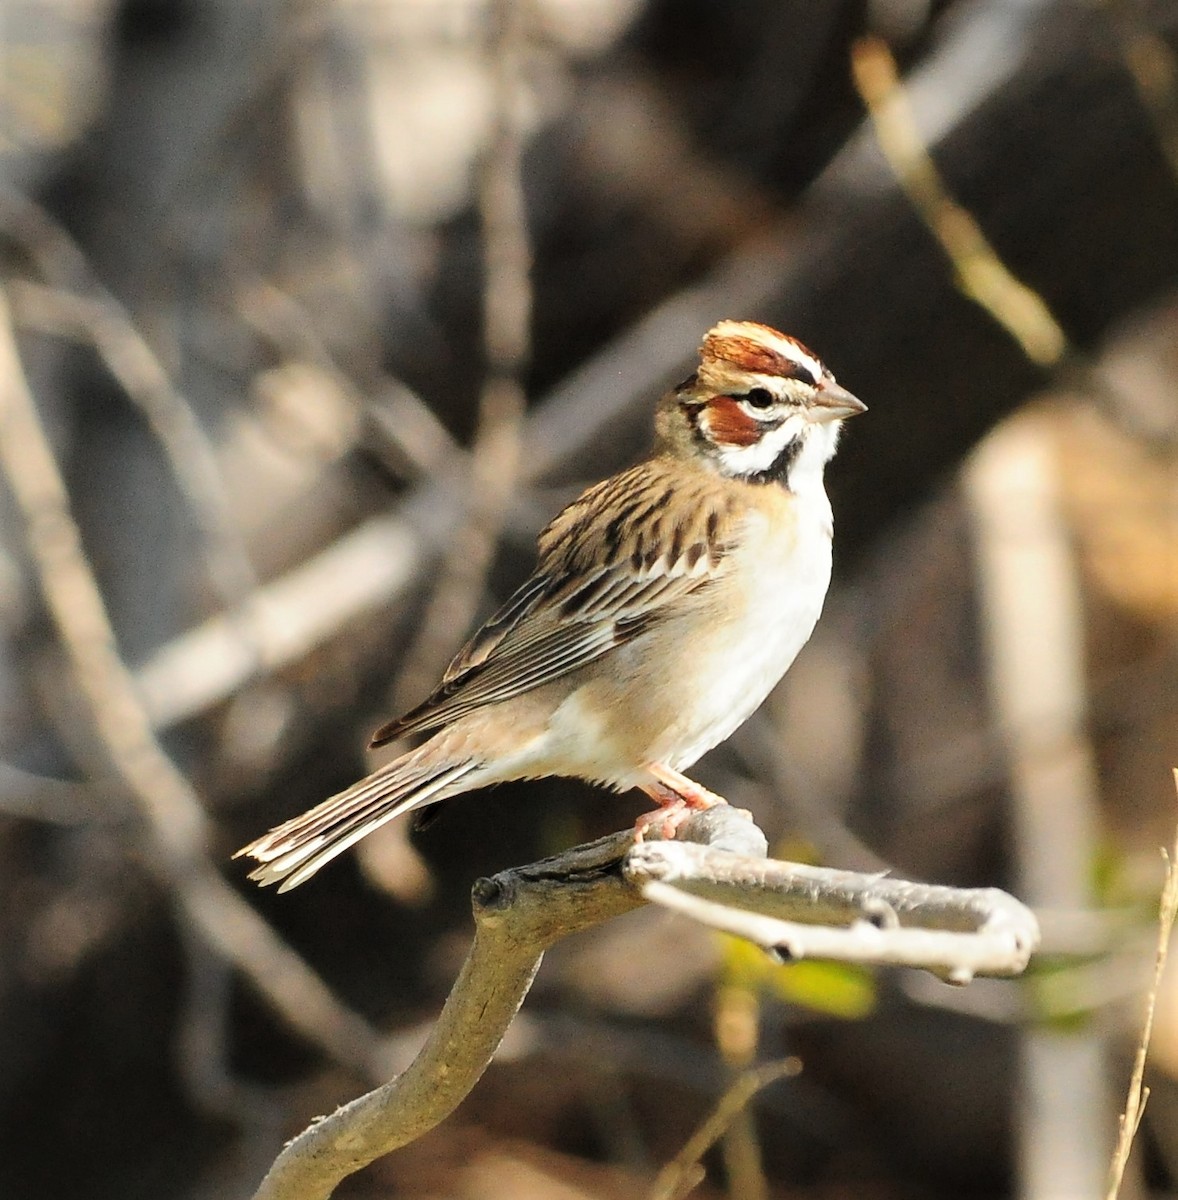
[371,461,739,745]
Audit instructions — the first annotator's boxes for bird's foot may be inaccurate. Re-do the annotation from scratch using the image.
[634,764,726,841]
[634,798,695,841]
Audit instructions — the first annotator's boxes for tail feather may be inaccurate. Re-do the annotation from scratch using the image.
[235,755,480,891]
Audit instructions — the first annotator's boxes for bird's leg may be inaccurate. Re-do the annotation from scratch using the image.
[648,762,726,808]
[635,763,726,841]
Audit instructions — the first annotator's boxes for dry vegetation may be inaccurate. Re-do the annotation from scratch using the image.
[1,1,1177,1198]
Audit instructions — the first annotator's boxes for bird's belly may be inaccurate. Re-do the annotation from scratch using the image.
[649,536,831,769]
[542,512,833,785]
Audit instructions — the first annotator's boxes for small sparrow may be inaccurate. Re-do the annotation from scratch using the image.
[237,320,865,890]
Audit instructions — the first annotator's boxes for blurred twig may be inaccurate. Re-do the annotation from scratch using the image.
[1101,1,1178,182]
[0,285,395,1081]
[0,192,258,612]
[0,758,116,824]
[850,35,1069,368]
[965,414,1110,1197]
[390,0,531,711]
[712,979,771,1200]
[135,510,424,730]
[237,277,460,479]
[1106,771,1178,1200]
[649,1059,800,1200]
[176,921,284,1127]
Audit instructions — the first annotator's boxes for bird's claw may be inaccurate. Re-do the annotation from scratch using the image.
[634,765,725,841]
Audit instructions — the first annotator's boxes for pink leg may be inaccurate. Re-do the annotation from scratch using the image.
[634,763,725,841]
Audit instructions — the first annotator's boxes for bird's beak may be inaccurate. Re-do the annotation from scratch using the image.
[808,380,867,423]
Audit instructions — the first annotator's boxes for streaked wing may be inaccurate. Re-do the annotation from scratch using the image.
[371,460,739,745]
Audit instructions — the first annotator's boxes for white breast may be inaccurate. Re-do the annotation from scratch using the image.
[653,489,833,770]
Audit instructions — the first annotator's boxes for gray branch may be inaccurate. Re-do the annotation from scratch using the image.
[251,806,1039,1200]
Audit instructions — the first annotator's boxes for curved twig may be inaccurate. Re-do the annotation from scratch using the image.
[627,841,1038,985]
[251,805,1038,1199]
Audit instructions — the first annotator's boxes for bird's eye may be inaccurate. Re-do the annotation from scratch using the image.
[742,388,774,409]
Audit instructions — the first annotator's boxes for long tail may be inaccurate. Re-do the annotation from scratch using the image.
[234,750,481,891]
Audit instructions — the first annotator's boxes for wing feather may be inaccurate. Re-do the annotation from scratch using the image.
[371,460,740,745]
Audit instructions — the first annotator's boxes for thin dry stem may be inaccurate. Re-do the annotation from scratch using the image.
[648,1059,800,1200]
[850,35,1068,368]
[1105,769,1178,1200]
[713,983,770,1200]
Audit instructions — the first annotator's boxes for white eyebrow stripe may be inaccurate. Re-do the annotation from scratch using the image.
[773,341,823,383]
[733,324,824,382]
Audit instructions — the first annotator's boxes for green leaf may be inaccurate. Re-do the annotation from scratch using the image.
[719,935,876,1019]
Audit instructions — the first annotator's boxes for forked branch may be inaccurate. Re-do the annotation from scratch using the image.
[252,805,1039,1200]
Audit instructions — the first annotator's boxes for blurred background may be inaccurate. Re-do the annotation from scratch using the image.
[1,0,1178,1197]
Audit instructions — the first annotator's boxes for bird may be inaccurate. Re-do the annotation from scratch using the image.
[236,320,865,890]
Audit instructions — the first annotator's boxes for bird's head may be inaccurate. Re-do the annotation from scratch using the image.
[656,320,866,488]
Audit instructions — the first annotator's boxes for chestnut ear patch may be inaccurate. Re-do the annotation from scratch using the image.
[702,395,761,447]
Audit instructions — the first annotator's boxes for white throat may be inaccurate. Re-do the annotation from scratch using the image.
[788,420,841,496]
[712,415,842,493]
